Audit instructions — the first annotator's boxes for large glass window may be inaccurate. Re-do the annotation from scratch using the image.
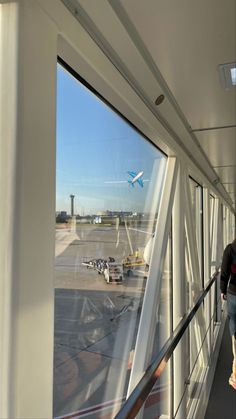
[53,63,167,418]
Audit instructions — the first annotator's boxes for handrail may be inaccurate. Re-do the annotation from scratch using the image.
[115,269,220,419]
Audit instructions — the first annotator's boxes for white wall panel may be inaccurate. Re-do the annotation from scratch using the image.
[6,1,57,417]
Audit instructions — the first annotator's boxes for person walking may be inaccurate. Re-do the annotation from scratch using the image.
[220,236,236,390]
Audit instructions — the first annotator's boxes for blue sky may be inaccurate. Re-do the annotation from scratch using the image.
[56,65,165,215]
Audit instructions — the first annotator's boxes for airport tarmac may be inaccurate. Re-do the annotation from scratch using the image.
[53,223,165,418]
[54,224,150,292]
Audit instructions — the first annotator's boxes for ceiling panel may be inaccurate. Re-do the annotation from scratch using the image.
[224,186,236,194]
[67,0,236,209]
[120,0,236,209]
[195,127,236,167]
[120,0,236,129]
[214,166,236,183]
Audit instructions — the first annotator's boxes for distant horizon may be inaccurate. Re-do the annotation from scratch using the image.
[55,208,155,216]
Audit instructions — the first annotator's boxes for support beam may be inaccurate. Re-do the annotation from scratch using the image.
[5,1,57,417]
[173,164,187,419]
[0,3,19,418]
[127,157,178,395]
[203,188,211,357]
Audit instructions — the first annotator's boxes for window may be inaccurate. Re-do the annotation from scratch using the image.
[54,63,167,418]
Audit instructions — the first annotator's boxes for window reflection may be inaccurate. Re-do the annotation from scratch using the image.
[54,64,167,418]
[143,232,173,418]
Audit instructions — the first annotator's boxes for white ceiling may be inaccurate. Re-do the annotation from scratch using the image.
[119,0,236,208]
[63,0,236,210]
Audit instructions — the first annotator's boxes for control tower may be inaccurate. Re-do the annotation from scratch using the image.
[70,194,75,216]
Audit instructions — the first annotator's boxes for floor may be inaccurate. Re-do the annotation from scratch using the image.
[204,320,236,419]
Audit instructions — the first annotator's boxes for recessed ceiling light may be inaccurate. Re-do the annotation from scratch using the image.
[218,62,236,89]
[231,68,236,86]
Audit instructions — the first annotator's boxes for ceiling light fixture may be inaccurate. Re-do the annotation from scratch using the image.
[218,62,236,89]
[230,67,236,85]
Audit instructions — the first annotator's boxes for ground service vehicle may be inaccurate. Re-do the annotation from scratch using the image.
[82,258,123,283]
[104,262,123,284]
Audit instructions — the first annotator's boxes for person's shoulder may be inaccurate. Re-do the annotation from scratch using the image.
[232,238,236,248]
[224,241,236,257]
[224,243,232,254]
[231,239,236,253]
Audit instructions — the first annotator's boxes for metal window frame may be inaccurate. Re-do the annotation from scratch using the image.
[127,157,178,396]
[184,170,208,374]
[203,188,211,356]
[173,164,187,419]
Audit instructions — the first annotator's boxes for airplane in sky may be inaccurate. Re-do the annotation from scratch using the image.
[127,171,144,188]
[104,170,148,187]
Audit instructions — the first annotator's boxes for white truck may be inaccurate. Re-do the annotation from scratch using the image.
[104,262,123,284]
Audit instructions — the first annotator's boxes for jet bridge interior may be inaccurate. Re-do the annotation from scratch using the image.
[0,1,235,418]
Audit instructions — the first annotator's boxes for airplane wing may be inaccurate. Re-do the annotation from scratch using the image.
[137,177,144,187]
[127,171,137,178]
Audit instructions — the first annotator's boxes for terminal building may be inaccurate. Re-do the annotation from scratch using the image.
[0,1,235,419]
